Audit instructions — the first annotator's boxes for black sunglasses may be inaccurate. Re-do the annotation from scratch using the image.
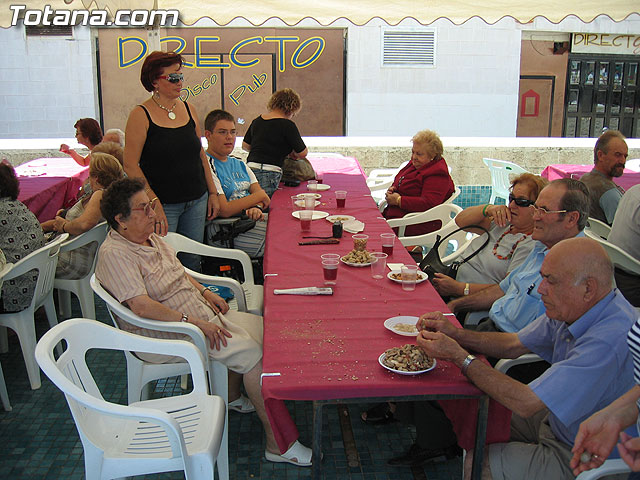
[158,73,184,84]
[508,194,535,208]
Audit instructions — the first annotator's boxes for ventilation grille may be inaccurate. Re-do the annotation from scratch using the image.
[382,30,436,67]
[26,25,73,36]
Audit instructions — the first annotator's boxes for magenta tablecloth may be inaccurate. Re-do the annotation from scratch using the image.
[541,164,640,192]
[16,158,89,222]
[261,161,510,452]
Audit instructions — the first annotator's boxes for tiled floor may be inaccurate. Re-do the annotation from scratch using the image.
[0,296,463,480]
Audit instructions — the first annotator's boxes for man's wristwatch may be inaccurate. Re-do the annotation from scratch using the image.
[460,354,477,376]
[463,283,470,296]
[180,312,189,323]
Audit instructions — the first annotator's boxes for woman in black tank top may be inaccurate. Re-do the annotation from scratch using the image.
[122,51,220,271]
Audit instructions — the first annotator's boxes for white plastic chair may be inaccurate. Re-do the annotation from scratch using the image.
[482,158,530,205]
[378,185,461,213]
[35,318,226,480]
[90,275,231,480]
[0,233,67,389]
[367,161,409,205]
[0,262,13,411]
[54,221,109,319]
[584,230,640,277]
[585,217,612,240]
[625,158,640,172]
[164,231,263,315]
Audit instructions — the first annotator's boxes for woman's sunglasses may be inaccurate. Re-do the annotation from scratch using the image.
[508,194,535,208]
[158,73,184,84]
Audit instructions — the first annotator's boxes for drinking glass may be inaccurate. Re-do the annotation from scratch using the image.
[322,259,339,285]
[335,190,347,208]
[370,252,388,279]
[299,209,313,232]
[380,233,395,256]
[401,265,419,291]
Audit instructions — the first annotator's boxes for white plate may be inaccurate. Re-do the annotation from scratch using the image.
[308,183,330,191]
[387,270,429,284]
[340,257,374,267]
[384,316,420,336]
[325,215,355,223]
[294,200,321,208]
[378,352,437,376]
[291,210,330,220]
[296,193,322,200]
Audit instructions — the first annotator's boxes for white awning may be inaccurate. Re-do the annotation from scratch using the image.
[1,0,638,28]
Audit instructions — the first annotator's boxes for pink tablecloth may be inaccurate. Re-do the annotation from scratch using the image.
[541,164,640,191]
[261,160,511,452]
[16,158,89,222]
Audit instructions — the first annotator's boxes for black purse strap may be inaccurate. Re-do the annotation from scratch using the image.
[432,224,491,266]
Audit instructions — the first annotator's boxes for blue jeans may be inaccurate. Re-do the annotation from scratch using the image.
[163,191,208,272]
[250,168,282,198]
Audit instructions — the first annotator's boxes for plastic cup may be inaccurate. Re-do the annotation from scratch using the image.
[308,179,318,189]
[352,234,369,251]
[299,209,313,232]
[304,196,316,210]
[291,195,301,210]
[322,259,339,285]
[380,233,395,256]
[370,252,388,279]
[401,265,419,291]
[316,173,324,183]
[335,190,347,208]
[321,253,341,261]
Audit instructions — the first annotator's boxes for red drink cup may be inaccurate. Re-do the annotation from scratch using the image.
[299,210,313,232]
[335,190,347,208]
[381,233,395,256]
[382,245,393,256]
[322,259,339,285]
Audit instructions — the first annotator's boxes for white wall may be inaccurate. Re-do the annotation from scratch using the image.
[345,17,522,136]
[0,25,97,139]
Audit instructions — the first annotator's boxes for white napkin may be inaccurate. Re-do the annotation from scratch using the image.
[343,219,365,233]
[387,263,405,271]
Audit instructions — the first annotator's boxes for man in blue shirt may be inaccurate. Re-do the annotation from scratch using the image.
[448,178,590,333]
[416,237,636,480]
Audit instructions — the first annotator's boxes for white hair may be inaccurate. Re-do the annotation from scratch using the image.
[103,128,125,147]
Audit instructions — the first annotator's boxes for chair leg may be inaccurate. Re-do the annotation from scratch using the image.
[57,289,72,318]
[6,312,41,389]
[42,295,63,356]
[77,282,96,319]
[0,362,12,411]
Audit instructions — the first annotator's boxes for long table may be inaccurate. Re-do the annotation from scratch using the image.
[261,159,510,479]
[541,163,640,191]
[16,157,89,222]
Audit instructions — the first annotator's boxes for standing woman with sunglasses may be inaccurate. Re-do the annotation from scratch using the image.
[431,173,548,299]
[123,51,219,272]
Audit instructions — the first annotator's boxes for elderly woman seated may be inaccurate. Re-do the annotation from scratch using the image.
[431,173,548,299]
[382,129,455,235]
[95,178,313,466]
[41,153,124,279]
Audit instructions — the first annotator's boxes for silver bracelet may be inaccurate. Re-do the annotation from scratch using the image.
[460,354,477,376]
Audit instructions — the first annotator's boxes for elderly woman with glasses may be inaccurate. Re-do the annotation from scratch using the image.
[382,129,455,236]
[95,177,314,467]
[431,173,548,300]
[123,51,220,271]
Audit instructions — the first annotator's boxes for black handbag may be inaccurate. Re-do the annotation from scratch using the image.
[418,224,490,280]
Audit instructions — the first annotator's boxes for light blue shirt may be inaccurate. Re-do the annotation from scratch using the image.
[490,232,585,333]
[207,154,257,201]
[519,289,636,447]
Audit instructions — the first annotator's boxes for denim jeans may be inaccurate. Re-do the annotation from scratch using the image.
[163,190,208,272]
[250,168,282,198]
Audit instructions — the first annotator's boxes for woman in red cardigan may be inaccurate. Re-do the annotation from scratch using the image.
[383,129,455,236]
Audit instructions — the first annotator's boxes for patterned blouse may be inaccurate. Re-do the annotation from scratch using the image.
[0,198,45,312]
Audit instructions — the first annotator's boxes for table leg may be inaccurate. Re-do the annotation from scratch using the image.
[471,395,490,480]
[312,400,324,479]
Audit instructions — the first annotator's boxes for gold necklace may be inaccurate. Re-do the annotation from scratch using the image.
[152,93,177,120]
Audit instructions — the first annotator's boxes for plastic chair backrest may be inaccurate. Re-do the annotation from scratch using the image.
[625,158,640,172]
[58,221,108,266]
[3,234,68,310]
[482,158,529,204]
[388,203,463,240]
[584,230,640,276]
[585,217,611,240]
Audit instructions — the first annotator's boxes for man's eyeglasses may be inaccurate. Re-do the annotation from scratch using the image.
[158,73,184,84]
[131,198,157,216]
[508,194,535,208]
[529,204,568,216]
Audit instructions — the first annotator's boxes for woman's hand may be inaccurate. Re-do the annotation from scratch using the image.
[246,207,264,221]
[207,193,220,220]
[485,204,511,228]
[153,200,169,236]
[52,216,67,232]
[431,273,464,296]
[205,290,230,314]
[60,144,70,154]
[197,319,232,350]
[385,191,401,206]
[619,432,640,471]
